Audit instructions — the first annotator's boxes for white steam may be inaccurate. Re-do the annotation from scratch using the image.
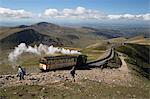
[8,43,81,62]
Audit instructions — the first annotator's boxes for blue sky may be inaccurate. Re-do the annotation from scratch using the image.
[1,0,149,14]
[0,0,149,25]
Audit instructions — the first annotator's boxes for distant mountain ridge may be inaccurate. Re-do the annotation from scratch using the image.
[0,22,125,49]
[0,29,67,49]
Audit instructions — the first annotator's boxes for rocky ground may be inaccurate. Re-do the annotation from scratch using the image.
[0,54,149,99]
[0,55,142,88]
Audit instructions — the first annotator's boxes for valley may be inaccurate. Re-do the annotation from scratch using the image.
[0,22,149,99]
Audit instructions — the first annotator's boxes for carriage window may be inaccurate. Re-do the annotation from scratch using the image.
[68,59,71,62]
[59,59,63,63]
[51,59,54,64]
[65,59,68,62]
[41,57,78,65]
[68,58,74,62]
[49,60,51,64]
[59,59,61,63]
[70,58,73,62]
[63,59,66,63]
[65,59,67,63]
[74,58,76,61]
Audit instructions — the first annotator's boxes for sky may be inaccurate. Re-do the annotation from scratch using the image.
[0,0,150,25]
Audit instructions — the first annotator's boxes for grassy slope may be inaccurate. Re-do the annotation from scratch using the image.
[108,37,127,44]
[82,40,111,61]
[127,36,150,45]
[116,43,150,78]
[0,28,22,40]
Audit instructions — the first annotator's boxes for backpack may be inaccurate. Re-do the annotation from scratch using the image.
[70,70,75,75]
[21,68,26,75]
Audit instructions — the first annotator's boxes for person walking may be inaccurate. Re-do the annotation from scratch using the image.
[70,66,76,82]
[18,65,26,80]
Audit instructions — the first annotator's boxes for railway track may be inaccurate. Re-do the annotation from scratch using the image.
[87,47,114,67]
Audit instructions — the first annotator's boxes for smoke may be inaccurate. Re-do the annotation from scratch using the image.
[8,43,81,62]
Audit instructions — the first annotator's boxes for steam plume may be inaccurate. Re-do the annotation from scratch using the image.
[8,43,81,62]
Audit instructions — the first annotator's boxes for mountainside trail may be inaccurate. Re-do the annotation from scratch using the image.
[0,52,147,88]
[118,53,130,72]
[0,51,149,99]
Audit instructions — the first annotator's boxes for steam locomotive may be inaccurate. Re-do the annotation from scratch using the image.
[39,55,87,71]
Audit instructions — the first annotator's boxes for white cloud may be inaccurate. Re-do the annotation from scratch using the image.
[0,7,33,18]
[41,6,150,21]
[44,9,60,17]
[75,6,86,15]
[42,6,105,20]
[0,7,149,21]
[142,13,150,20]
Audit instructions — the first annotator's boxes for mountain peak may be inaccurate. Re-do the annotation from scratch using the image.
[17,25,29,28]
[32,22,60,27]
[36,22,51,25]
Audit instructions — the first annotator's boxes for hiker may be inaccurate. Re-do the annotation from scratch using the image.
[70,66,76,82]
[18,65,26,80]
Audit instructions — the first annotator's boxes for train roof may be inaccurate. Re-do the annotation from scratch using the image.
[41,55,79,60]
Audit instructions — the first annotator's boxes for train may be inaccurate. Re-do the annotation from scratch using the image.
[39,55,87,71]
